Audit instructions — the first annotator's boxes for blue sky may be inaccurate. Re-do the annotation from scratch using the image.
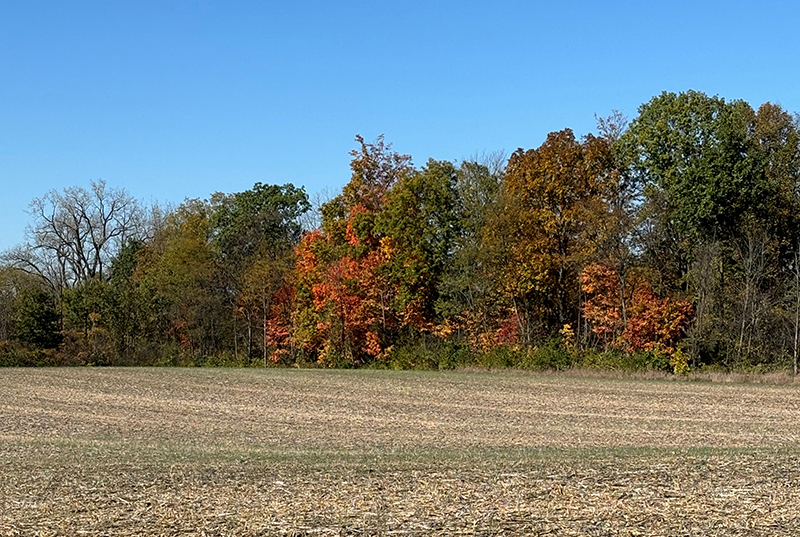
[2,0,799,248]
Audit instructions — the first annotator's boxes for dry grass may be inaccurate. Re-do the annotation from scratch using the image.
[460,366,800,385]
[2,367,800,535]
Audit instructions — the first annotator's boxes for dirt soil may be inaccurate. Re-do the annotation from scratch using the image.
[1,367,799,535]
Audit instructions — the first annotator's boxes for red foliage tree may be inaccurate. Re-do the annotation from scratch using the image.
[582,263,693,355]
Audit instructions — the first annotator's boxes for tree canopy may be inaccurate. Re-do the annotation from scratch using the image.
[3,91,800,373]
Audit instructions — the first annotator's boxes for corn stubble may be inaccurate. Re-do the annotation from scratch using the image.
[1,368,799,535]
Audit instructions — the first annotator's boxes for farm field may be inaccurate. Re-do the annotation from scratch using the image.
[2,368,800,535]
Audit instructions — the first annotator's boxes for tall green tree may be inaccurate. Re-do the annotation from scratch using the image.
[436,156,507,348]
[619,91,769,286]
[134,200,225,362]
[210,183,309,361]
[377,159,460,329]
[14,286,61,349]
[620,91,800,365]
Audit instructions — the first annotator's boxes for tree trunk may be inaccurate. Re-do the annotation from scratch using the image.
[263,291,268,367]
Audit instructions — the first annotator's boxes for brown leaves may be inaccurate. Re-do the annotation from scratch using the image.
[489,130,619,339]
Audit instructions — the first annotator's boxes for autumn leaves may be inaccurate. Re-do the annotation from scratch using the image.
[5,90,799,371]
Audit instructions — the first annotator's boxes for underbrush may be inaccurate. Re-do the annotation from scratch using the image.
[378,339,674,374]
[373,340,798,382]
[0,340,60,367]
[2,333,797,382]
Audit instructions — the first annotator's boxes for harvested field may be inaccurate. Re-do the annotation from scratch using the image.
[1,367,800,535]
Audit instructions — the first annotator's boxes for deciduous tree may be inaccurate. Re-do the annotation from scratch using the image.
[4,180,147,290]
[493,129,613,343]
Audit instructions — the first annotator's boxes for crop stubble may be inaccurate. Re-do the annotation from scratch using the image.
[1,368,799,535]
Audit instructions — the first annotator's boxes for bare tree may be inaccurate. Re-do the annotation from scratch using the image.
[730,228,778,365]
[300,186,335,232]
[595,109,629,145]
[785,244,800,376]
[3,180,147,289]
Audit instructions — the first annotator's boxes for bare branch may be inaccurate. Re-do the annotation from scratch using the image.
[5,181,149,289]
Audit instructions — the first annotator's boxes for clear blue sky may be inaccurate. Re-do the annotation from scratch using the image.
[2,0,799,248]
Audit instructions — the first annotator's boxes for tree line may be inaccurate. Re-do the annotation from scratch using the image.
[3,90,800,374]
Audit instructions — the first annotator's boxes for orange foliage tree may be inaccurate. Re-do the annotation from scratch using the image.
[292,136,411,365]
[582,263,693,355]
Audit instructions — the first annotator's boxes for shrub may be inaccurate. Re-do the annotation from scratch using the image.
[0,340,58,367]
[525,339,575,370]
[577,348,671,372]
[383,340,471,370]
[670,348,690,375]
